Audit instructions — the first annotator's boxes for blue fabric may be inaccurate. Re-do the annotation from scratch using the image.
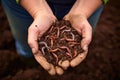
[88,5,103,30]
[1,0,104,57]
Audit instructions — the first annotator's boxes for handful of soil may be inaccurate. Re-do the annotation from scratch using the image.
[38,20,84,66]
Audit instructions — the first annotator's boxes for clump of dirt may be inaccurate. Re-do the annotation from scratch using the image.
[38,20,84,65]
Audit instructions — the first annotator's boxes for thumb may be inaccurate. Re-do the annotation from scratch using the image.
[63,14,69,20]
[28,24,39,54]
[81,22,92,51]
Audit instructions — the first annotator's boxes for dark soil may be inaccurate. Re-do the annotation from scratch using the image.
[0,0,120,80]
[38,20,83,66]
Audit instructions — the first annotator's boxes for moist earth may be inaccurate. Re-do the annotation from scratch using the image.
[38,20,84,66]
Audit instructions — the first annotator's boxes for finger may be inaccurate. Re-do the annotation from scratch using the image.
[70,49,88,67]
[34,51,51,71]
[81,22,92,50]
[63,15,69,20]
[48,64,56,75]
[28,24,39,54]
[55,66,64,75]
[58,60,70,70]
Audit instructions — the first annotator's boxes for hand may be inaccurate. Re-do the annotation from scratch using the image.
[28,14,64,75]
[58,0,101,69]
[63,13,92,67]
[28,13,55,75]
[20,0,65,75]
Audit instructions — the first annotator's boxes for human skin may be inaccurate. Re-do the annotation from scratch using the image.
[64,0,102,67]
[20,0,102,75]
[20,0,58,75]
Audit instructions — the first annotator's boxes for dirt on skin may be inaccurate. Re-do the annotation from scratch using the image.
[0,0,120,80]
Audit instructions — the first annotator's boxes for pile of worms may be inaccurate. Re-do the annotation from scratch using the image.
[38,20,84,66]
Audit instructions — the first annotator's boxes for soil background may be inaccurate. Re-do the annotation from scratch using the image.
[0,0,120,80]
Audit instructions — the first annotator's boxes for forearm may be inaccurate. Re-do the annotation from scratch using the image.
[20,0,54,19]
[69,0,102,18]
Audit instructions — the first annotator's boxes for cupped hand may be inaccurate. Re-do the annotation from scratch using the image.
[28,14,64,75]
[62,13,92,67]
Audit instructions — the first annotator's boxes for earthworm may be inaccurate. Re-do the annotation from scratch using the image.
[73,49,77,57]
[68,42,80,47]
[51,53,59,64]
[49,36,56,47]
[50,38,54,48]
[39,41,50,50]
[49,36,56,39]
[60,38,65,41]
[60,34,74,42]
[41,46,46,55]
[66,52,72,58]
[61,28,71,34]
[49,48,61,53]
[63,33,75,42]
[65,38,75,42]
[68,42,80,45]
[48,25,54,33]
[56,27,60,38]
[60,26,67,30]
[45,35,49,41]
[70,32,75,40]
[59,46,72,56]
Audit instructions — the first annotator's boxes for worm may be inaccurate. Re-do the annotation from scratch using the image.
[41,46,46,55]
[65,38,75,42]
[49,48,61,52]
[66,52,72,58]
[63,33,75,42]
[49,36,56,47]
[61,28,71,34]
[39,41,50,50]
[70,32,75,40]
[51,53,59,64]
[60,25,67,30]
[45,35,49,41]
[59,46,72,55]
[68,42,80,47]
[50,38,54,48]
[73,49,77,57]
[56,27,60,38]
[48,25,54,33]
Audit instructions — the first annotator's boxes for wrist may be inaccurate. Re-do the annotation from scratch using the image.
[20,0,55,19]
[68,0,102,18]
[64,13,87,28]
[67,10,88,19]
[34,12,56,22]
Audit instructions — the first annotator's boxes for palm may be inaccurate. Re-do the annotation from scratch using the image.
[64,14,92,67]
